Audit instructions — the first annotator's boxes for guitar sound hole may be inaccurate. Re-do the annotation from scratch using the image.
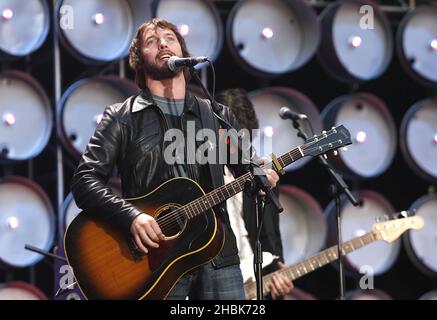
[157,205,187,238]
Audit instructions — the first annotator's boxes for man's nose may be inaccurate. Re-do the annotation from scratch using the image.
[159,38,168,49]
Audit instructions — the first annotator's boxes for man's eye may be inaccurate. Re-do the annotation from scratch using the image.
[146,39,156,46]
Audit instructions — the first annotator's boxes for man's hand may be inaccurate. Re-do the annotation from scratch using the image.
[269,261,294,300]
[130,213,165,254]
[258,157,279,196]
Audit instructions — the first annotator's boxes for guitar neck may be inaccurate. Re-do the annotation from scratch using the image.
[183,147,304,219]
[245,231,377,300]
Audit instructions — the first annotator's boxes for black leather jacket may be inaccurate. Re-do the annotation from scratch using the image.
[71,89,248,268]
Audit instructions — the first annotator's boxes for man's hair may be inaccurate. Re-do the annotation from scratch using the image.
[128,18,191,89]
[215,88,259,133]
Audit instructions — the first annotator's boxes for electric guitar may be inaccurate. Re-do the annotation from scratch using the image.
[64,125,352,300]
[243,216,424,300]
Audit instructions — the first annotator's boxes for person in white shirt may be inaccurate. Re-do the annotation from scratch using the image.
[216,88,293,299]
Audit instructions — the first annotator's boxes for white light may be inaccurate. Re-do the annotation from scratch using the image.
[2,8,13,20]
[354,229,366,237]
[2,113,16,126]
[430,39,437,51]
[400,211,408,218]
[263,126,274,137]
[94,114,103,125]
[179,24,190,37]
[356,131,367,143]
[342,146,348,152]
[262,27,274,39]
[93,13,105,25]
[349,35,362,48]
[434,134,437,144]
[7,216,19,230]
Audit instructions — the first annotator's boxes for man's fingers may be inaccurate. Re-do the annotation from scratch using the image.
[150,220,165,240]
[134,234,148,254]
[144,224,161,243]
[139,228,159,248]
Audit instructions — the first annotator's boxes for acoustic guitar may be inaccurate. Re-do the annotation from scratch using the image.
[64,125,351,299]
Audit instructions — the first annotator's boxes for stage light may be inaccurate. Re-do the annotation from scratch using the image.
[0,1,49,58]
[249,87,323,171]
[227,0,320,76]
[156,0,223,66]
[57,76,138,158]
[2,112,16,126]
[0,176,55,268]
[0,282,48,300]
[6,216,19,230]
[178,24,190,37]
[353,229,366,237]
[325,190,400,277]
[279,185,326,265]
[2,8,13,20]
[404,193,437,278]
[356,131,367,143]
[430,39,437,51]
[349,35,362,48]
[0,71,52,162]
[346,289,392,300]
[59,0,152,63]
[263,126,274,137]
[400,97,437,182]
[419,291,437,300]
[318,0,393,82]
[92,13,105,25]
[322,93,396,179]
[397,4,437,87]
[261,27,274,39]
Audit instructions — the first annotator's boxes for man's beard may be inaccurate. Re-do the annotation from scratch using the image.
[143,58,180,80]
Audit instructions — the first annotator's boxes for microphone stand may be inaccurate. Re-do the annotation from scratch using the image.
[190,66,283,299]
[289,117,359,300]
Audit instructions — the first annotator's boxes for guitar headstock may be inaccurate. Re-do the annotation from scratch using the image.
[302,125,352,157]
[372,216,424,243]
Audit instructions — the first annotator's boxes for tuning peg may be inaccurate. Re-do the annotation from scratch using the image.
[332,150,338,156]
[331,126,337,133]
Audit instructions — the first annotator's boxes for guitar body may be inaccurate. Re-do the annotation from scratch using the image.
[64,177,224,300]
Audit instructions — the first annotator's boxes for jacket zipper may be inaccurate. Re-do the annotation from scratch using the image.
[181,112,196,181]
[152,105,173,179]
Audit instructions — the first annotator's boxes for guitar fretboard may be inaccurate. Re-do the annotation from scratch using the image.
[182,147,304,219]
[244,231,377,300]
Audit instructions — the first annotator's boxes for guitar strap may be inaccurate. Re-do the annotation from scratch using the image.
[196,97,225,194]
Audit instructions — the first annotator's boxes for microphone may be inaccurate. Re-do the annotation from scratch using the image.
[167,56,208,72]
[279,106,308,120]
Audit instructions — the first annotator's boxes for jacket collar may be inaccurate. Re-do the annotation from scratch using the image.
[133,87,199,117]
